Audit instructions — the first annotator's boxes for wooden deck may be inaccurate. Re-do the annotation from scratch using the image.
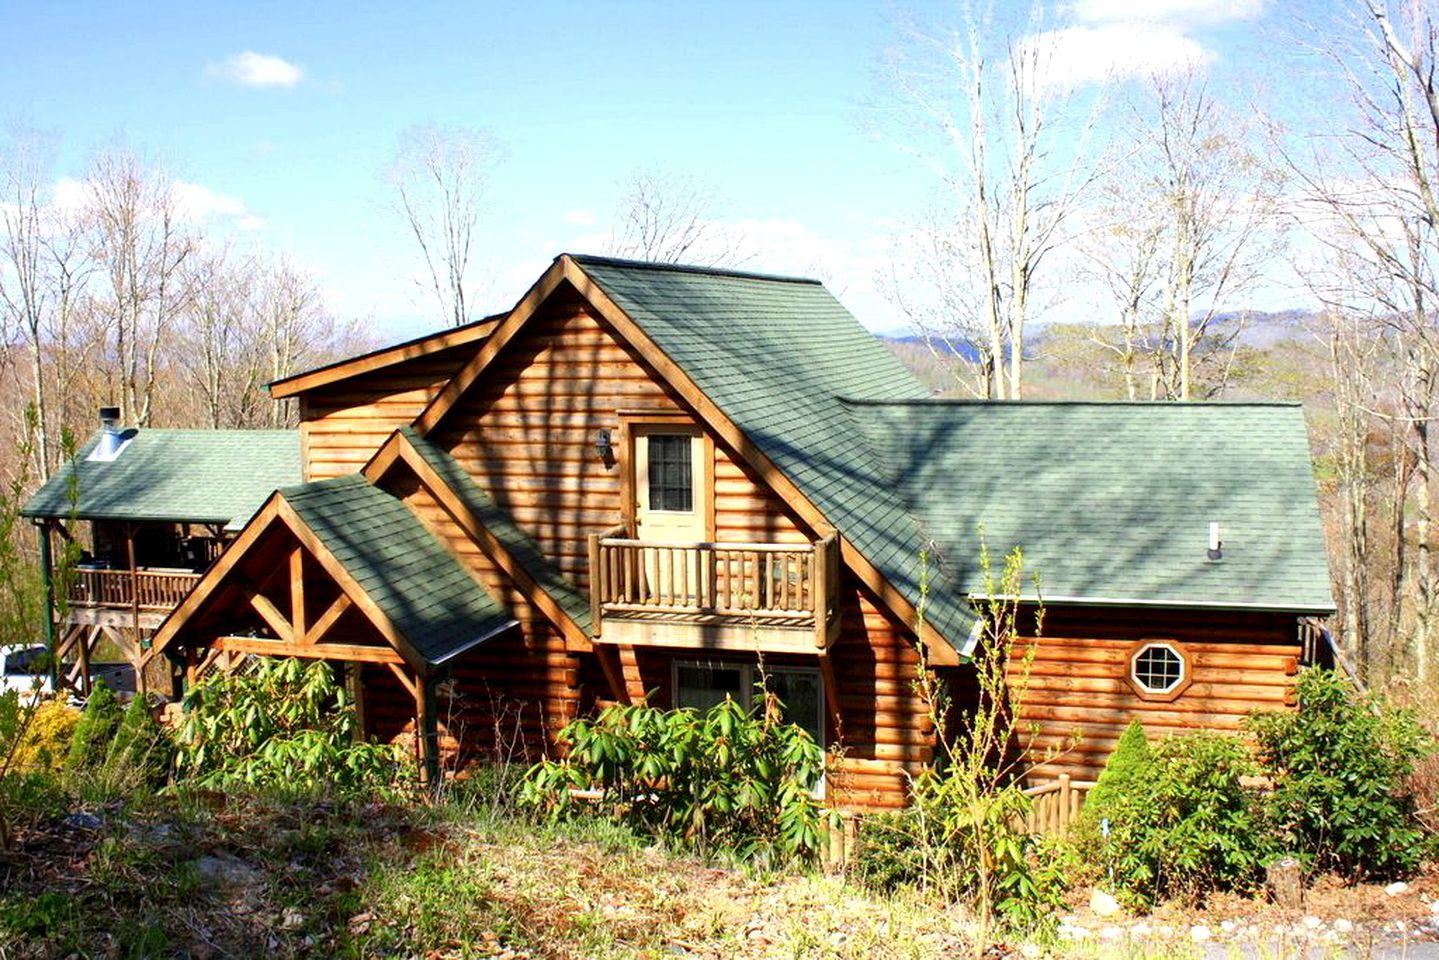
[589,532,841,652]
[69,567,203,615]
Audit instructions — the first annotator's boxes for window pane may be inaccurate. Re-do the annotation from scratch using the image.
[676,664,743,713]
[1133,645,1183,692]
[648,435,693,512]
[766,669,824,745]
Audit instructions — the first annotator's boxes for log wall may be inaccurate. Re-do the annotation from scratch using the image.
[1011,606,1301,782]
[434,291,807,595]
[298,343,476,480]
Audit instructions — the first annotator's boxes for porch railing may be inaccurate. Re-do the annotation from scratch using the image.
[69,567,203,612]
[1022,774,1096,836]
[590,531,840,646]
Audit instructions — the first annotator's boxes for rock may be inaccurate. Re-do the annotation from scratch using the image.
[1386,881,1411,897]
[1335,918,1354,934]
[1099,925,1123,942]
[1430,899,1439,915]
[1302,916,1323,930]
[1190,925,1212,943]
[195,852,261,891]
[64,811,103,830]
[1220,920,1237,934]
[279,907,305,931]
[1089,889,1123,917]
[1131,923,1152,938]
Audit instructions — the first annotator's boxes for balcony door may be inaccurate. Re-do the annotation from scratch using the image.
[633,426,705,543]
[633,425,705,605]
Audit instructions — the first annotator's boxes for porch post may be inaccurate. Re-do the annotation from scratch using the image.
[126,526,146,694]
[35,522,57,691]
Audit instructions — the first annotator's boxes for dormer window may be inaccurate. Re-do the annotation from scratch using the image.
[1127,640,1191,701]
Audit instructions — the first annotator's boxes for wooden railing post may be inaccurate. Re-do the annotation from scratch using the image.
[813,536,830,649]
[588,532,604,636]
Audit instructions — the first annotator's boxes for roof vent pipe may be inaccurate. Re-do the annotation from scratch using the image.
[94,406,124,460]
[1207,521,1223,562]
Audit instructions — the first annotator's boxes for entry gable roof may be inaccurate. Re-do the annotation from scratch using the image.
[846,400,1335,613]
[280,475,518,665]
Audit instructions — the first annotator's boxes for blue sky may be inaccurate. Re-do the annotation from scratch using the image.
[1,0,1326,340]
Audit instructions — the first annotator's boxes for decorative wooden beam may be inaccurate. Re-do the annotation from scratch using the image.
[594,644,629,704]
[247,591,294,644]
[305,593,352,645]
[289,548,307,643]
[385,661,419,699]
[214,636,404,664]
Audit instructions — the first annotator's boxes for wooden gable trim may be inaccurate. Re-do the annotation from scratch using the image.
[147,494,285,664]
[145,485,432,675]
[411,255,959,666]
[272,498,430,675]
[362,429,594,652]
[413,260,573,435]
[270,315,503,400]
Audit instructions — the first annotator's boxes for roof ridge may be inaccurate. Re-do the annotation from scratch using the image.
[565,252,822,286]
[838,397,1305,409]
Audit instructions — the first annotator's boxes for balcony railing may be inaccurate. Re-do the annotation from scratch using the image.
[69,567,203,613]
[589,531,841,652]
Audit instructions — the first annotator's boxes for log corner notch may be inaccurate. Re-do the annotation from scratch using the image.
[147,473,520,785]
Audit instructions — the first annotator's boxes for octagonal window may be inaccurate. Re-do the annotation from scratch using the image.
[1130,642,1186,696]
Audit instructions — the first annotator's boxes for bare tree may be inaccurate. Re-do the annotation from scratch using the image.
[0,123,93,478]
[387,123,504,328]
[87,145,193,427]
[881,3,1102,400]
[1289,0,1439,681]
[177,247,256,428]
[1081,71,1283,401]
[607,166,750,267]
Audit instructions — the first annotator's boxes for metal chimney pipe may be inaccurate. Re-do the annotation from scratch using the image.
[94,406,124,459]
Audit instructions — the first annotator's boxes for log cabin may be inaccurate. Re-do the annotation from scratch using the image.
[137,254,1334,808]
[21,410,300,695]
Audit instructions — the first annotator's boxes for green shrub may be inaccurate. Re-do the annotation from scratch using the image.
[13,698,80,773]
[112,694,173,787]
[175,658,403,797]
[1090,731,1271,907]
[66,681,123,770]
[1079,720,1151,835]
[517,693,835,865]
[1248,667,1432,880]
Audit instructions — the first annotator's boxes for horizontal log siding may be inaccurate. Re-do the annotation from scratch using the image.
[827,577,932,811]
[433,296,805,593]
[298,344,476,480]
[1010,606,1301,782]
[436,298,679,592]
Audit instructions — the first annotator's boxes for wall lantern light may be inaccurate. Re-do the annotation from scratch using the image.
[594,428,614,464]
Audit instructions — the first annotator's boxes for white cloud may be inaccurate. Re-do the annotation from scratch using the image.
[564,209,595,226]
[1067,0,1263,26]
[1027,24,1212,89]
[172,181,264,231]
[206,51,303,89]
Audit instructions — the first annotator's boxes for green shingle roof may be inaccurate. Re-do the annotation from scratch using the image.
[22,429,300,530]
[570,255,979,648]
[400,427,594,635]
[281,475,517,665]
[845,400,1335,613]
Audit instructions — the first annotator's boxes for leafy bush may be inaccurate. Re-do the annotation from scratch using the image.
[66,681,123,770]
[175,658,403,797]
[1248,667,1432,880]
[517,693,835,865]
[1088,731,1271,907]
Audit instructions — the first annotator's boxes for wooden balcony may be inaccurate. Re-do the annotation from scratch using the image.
[588,531,841,654]
[66,567,203,627]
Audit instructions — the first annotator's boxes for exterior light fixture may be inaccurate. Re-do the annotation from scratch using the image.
[594,428,613,463]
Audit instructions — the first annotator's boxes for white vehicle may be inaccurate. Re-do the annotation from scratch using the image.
[0,644,56,697]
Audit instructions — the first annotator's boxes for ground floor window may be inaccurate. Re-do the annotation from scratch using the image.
[672,660,824,747]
